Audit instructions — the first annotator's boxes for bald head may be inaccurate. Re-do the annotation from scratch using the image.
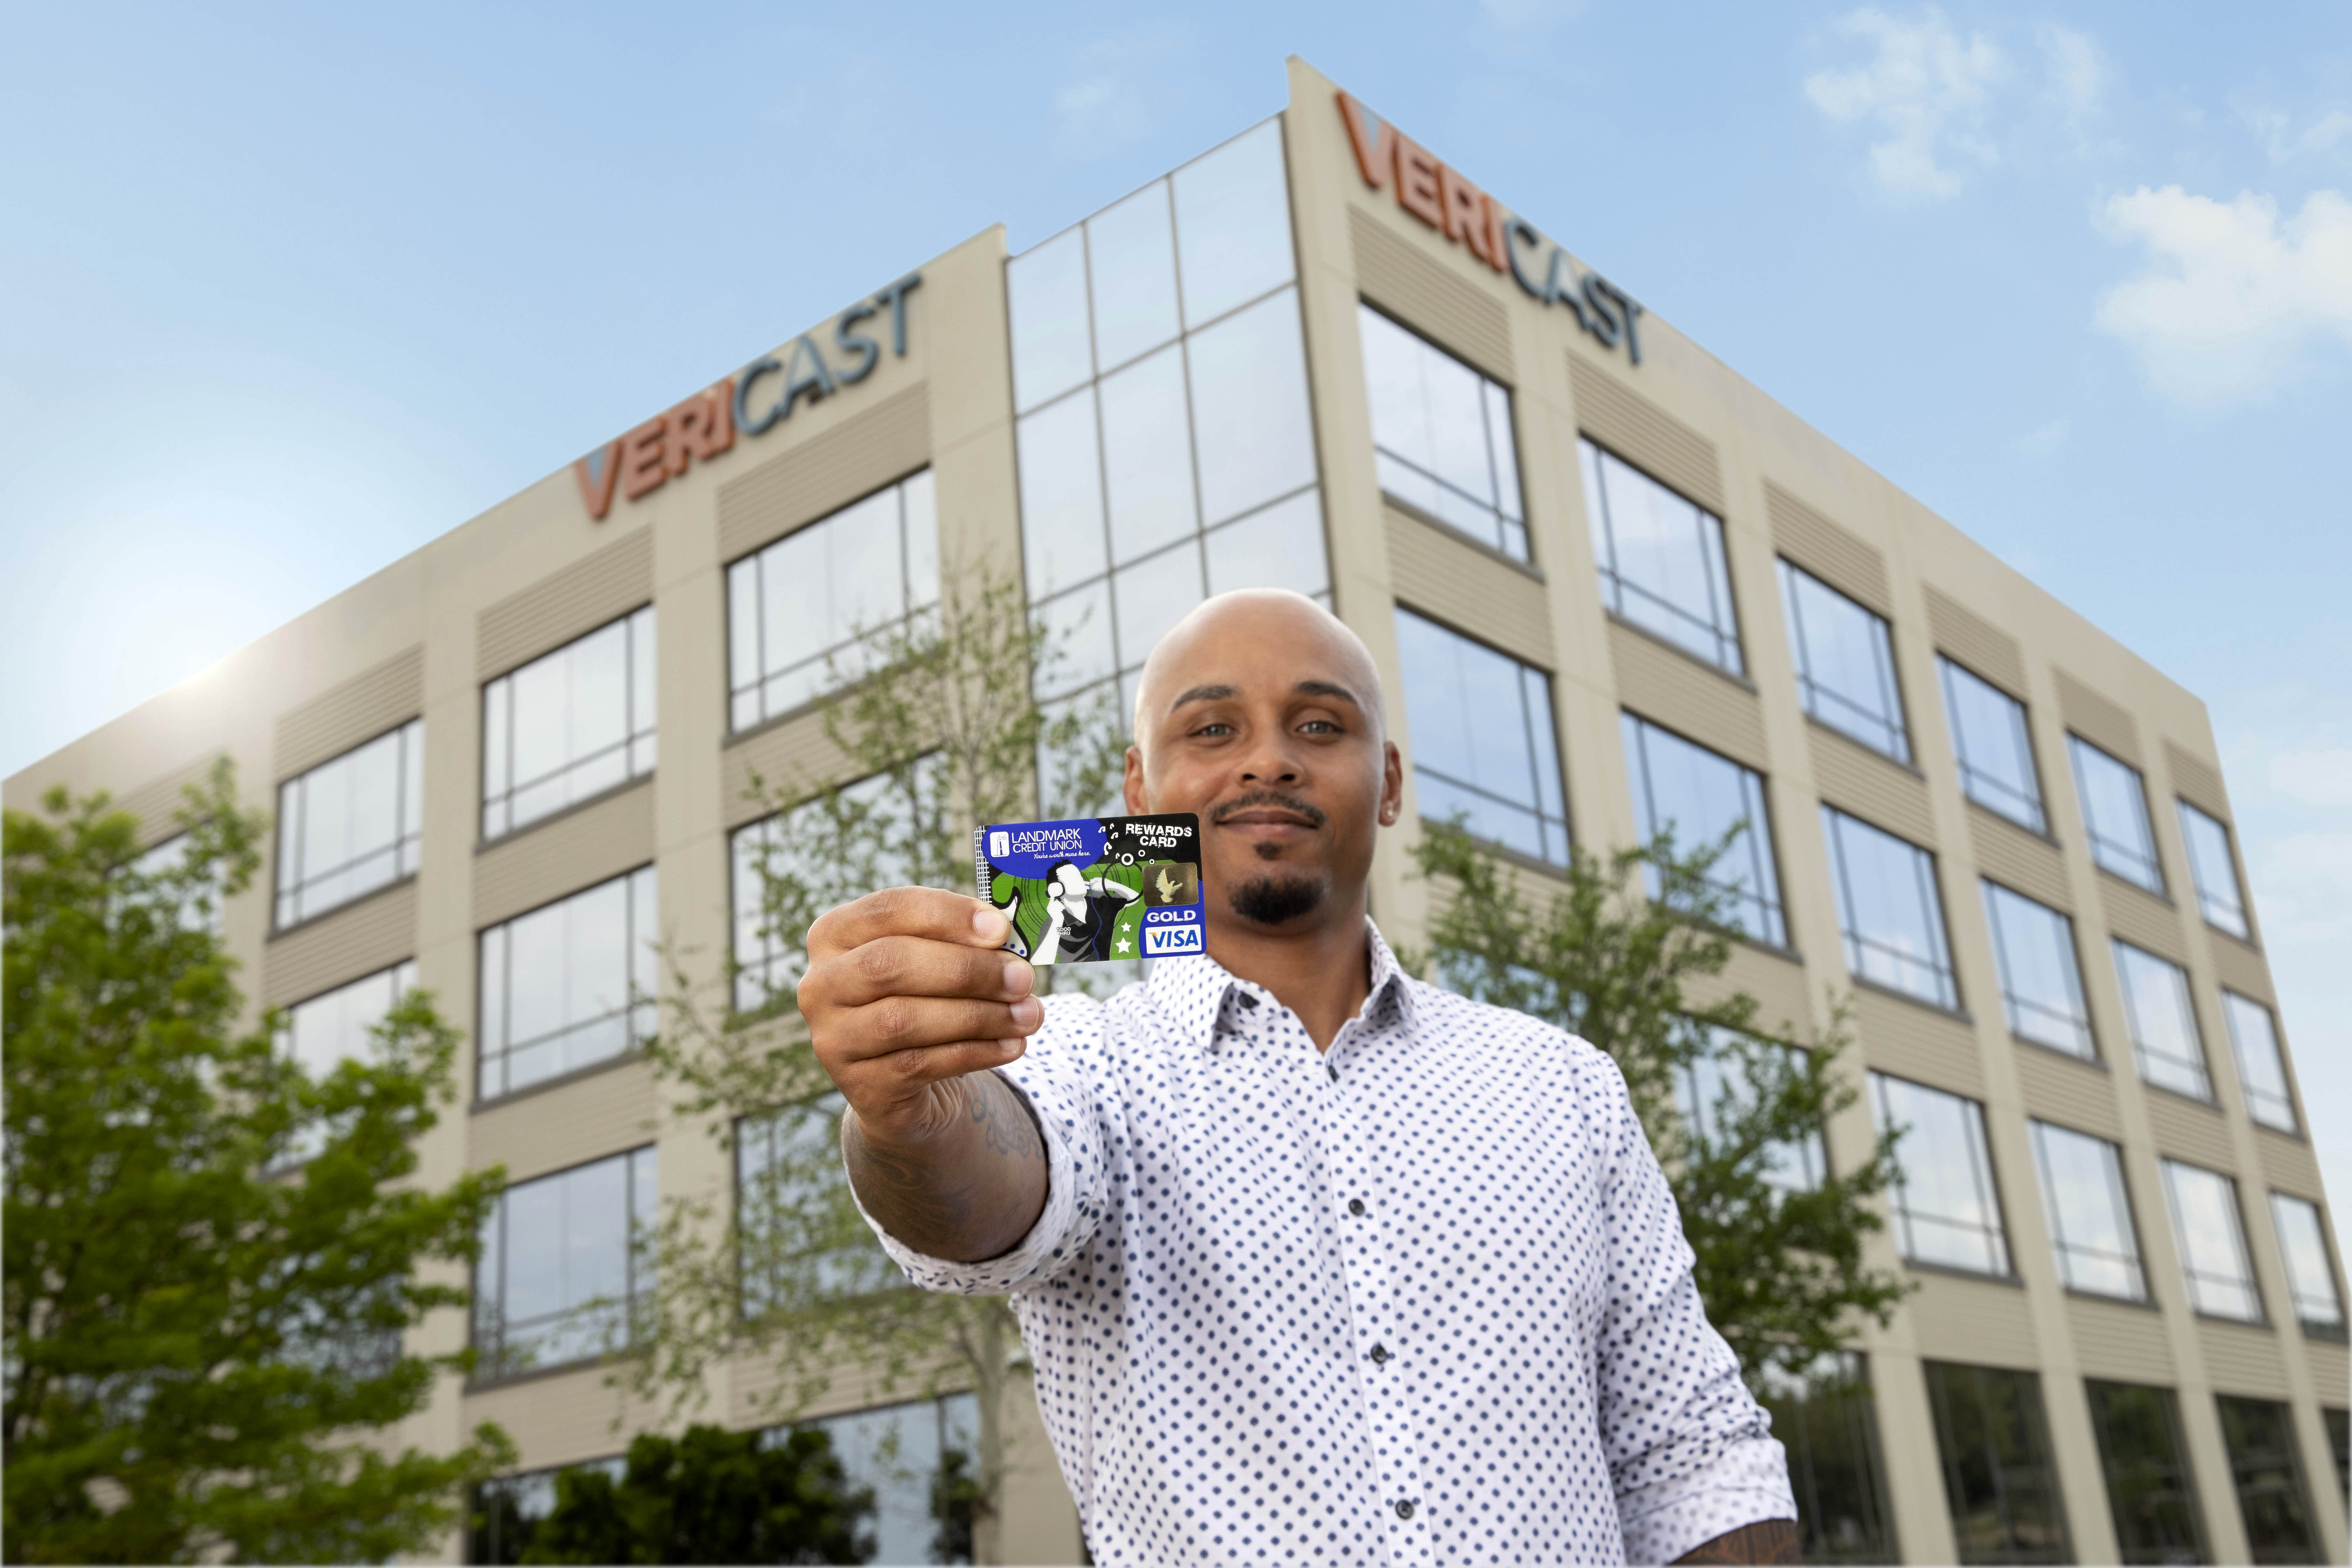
[1131,590,1386,751]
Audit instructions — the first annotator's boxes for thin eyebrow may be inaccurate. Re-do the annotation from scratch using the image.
[1294,680,1363,710]
[1168,684,1240,713]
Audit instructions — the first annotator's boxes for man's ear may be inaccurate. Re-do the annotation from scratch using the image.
[1377,739,1404,827]
[1122,744,1148,814]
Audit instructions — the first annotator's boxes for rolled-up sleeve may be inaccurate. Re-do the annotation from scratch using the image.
[849,995,1114,1297]
[1586,1057,1797,1563]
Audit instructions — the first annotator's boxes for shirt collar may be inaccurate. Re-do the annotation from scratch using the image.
[1144,918,1418,1054]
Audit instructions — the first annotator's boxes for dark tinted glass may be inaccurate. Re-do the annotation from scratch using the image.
[1758,1355,1895,1564]
[2217,1396,2320,1564]
[2086,1381,2207,1564]
[1925,1361,2072,1564]
[2324,1408,2348,1516]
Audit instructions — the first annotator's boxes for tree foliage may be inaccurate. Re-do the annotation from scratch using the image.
[1406,819,1910,1387]
[630,564,1126,1564]
[499,1423,875,1566]
[3,763,514,1564]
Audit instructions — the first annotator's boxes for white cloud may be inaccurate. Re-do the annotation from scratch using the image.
[2270,747,2352,807]
[1805,6,2007,198]
[2033,22,2105,130]
[2252,829,2352,945]
[1053,28,1185,160]
[2245,106,2352,163]
[2094,184,2352,403]
[2014,416,2068,454]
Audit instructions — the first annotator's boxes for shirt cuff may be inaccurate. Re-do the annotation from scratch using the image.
[850,1076,1081,1297]
[1616,1436,1798,1564]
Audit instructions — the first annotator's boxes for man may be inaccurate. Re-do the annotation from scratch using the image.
[798,590,1800,1564]
[1034,859,1140,965]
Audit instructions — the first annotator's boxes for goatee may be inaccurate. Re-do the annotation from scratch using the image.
[1229,873,1324,925]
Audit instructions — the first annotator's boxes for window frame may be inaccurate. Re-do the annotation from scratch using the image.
[272,717,425,931]
[1937,655,2047,834]
[1922,1359,2073,1566]
[1871,1071,2014,1280]
[2112,939,2213,1104]
[1582,438,1745,676]
[474,865,659,1103]
[1822,806,1960,1011]
[1779,559,1911,764]
[1620,712,1788,949]
[1980,880,2095,1062]
[2028,1119,2148,1303]
[479,604,656,843]
[2222,990,2300,1135]
[471,1144,659,1383]
[1359,300,1530,562]
[2214,1394,2323,1566]
[2176,797,2252,941]
[2267,1191,2347,1342]
[2083,1379,2210,1567]
[2159,1157,2265,1324]
[1394,606,1572,869]
[2068,735,2164,895]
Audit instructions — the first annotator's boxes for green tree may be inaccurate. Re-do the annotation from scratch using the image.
[4,763,514,1564]
[508,1423,875,1565]
[631,564,1126,1565]
[1406,819,1910,1390]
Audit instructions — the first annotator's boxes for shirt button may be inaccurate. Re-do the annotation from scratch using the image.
[1348,1198,1366,1217]
[1237,992,1258,1009]
[1369,1344,1389,1365]
[1395,1500,1416,1520]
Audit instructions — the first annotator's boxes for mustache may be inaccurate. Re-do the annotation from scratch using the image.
[1209,789,1329,828]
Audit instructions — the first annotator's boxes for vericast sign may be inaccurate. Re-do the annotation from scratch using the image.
[1336,92,1646,366]
[573,272,923,522]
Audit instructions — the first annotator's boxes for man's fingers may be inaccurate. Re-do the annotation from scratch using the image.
[807,886,1011,959]
[827,935,1034,1009]
[827,995,1044,1067]
[851,1036,1034,1100]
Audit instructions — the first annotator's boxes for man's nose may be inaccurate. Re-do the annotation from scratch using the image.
[1238,743,1304,785]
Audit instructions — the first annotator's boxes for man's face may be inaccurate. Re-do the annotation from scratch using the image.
[1125,595,1402,934]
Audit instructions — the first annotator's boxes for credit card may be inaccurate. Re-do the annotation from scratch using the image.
[974,813,1204,964]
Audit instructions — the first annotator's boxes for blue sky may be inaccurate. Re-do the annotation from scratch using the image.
[6,2,2347,1201]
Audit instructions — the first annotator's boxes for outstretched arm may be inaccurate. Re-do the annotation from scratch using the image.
[1672,1520,1799,1564]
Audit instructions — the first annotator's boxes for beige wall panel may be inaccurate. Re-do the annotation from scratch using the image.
[274,645,424,779]
[2012,1050,2123,1140]
[2255,1129,2323,1196]
[1568,357,1726,515]
[2162,740,2230,821]
[472,778,656,929]
[1764,482,1890,616]
[470,1057,659,1181]
[2056,669,2140,764]
[1385,506,1553,668]
[115,750,229,845]
[1855,987,1984,1096]
[1809,726,1936,845]
[715,383,932,564]
[1906,1273,2038,1366]
[1606,621,1768,771]
[1924,587,2027,695]
[2207,932,2273,1001]
[263,880,418,1006]
[721,709,859,830]
[996,1370,1087,1567]
[2301,1339,2348,1404]
[2065,1297,2175,1383]
[1683,945,1813,1037]
[1969,807,2071,910]
[1348,209,1512,382]
[2197,1321,2289,1396]
[464,1362,658,1470]
[476,526,653,679]
[2102,878,2187,962]
[728,1343,961,1428]
[2144,1093,2235,1170]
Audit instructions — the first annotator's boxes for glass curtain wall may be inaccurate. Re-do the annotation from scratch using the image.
[1360,304,1526,559]
[1393,609,1569,865]
[2216,1397,2322,1565]
[1756,1353,1896,1564]
[1923,1361,2072,1565]
[2084,1380,2208,1566]
[1009,118,1327,728]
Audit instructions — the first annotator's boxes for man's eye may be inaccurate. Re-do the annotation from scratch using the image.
[1193,722,1233,737]
[1299,720,1341,734]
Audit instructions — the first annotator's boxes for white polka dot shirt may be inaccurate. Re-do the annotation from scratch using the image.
[858,922,1796,1565]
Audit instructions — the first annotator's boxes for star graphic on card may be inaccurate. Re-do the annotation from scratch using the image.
[1115,937,1133,954]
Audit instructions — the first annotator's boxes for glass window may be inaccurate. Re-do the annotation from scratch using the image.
[725,471,938,732]
[2114,941,2211,1101]
[127,832,226,936]
[2216,1396,2322,1565]
[2161,1160,2262,1322]
[1622,714,1786,946]
[474,1146,657,1378]
[482,607,654,841]
[274,719,424,928]
[1822,807,1958,1009]
[736,1094,884,1314]
[2269,1194,2345,1338]
[1756,1353,1896,1564]
[1940,658,2045,833]
[1394,608,1568,866]
[788,1394,981,1568]
[2177,800,2249,939]
[731,770,925,1016]
[1676,1027,1825,1192]
[1923,1361,2071,1565]
[1361,304,1527,560]
[2223,992,2297,1133]
[477,867,657,1100]
[1584,440,1742,674]
[469,1455,628,1564]
[2085,1380,2209,1567]
[1871,1073,2010,1276]
[2070,737,2162,893]
[275,959,419,1167]
[2030,1120,2146,1301]
[1781,561,1909,763]
[1010,125,1325,728]
[2323,1408,2348,1517]
[1982,882,2093,1059]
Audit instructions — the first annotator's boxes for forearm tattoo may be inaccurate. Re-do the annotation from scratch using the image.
[842,1072,1044,1261]
[1672,1519,1800,1564]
